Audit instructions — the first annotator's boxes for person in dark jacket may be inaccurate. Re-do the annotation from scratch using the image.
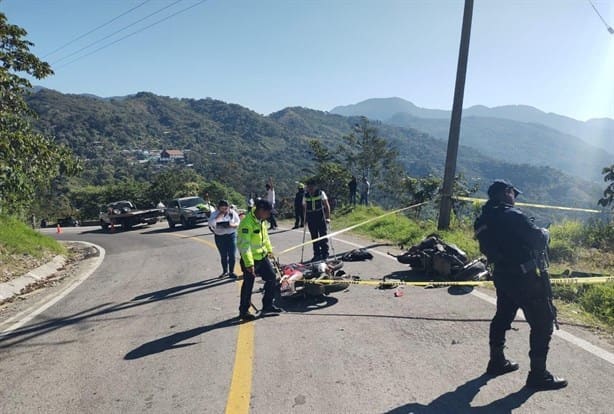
[293,183,305,229]
[348,176,357,206]
[474,179,567,390]
[303,178,331,262]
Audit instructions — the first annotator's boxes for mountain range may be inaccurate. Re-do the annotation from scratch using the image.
[331,97,612,182]
[25,89,604,212]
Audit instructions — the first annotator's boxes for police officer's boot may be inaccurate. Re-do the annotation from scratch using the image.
[526,357,567,390]
[486,345,519,376]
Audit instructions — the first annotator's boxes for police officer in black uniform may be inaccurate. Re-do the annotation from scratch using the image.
[303,178,331,262]
[293,183,305,229]
[474,179,567,390]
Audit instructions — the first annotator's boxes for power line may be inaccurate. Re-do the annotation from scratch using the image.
[588,0,614,34]
[43,0,153,58]
[52,0,185,65]
[56,0,208,69]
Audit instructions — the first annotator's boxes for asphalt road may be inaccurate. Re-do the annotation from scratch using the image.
[0,222,612,413]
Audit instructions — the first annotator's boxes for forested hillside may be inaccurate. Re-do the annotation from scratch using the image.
[26,89,601,212]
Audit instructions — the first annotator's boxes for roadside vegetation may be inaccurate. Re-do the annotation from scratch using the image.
[332,205,614,330]
[0,215,66,283]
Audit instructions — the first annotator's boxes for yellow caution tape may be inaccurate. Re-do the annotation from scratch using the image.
[303,276,614,288]
[277,201,430,256]
[455,196,606,214]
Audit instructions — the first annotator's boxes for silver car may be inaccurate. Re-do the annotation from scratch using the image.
[164,197,215,228]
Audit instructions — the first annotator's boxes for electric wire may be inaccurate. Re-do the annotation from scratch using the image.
[588,0,614,34]
[52,0,185,65]
[55,0,208,69]
[42,0,152,58]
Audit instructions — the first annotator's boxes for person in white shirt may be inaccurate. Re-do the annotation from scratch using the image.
[208,200,241,278]
[265,177,278,230]
[359,176,370,206]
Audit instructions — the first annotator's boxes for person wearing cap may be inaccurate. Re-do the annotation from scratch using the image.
[474,179,567,390]
[236,199,282,321]
[293,183,305,229]
[303,178,331,262]
[208,200,241,279]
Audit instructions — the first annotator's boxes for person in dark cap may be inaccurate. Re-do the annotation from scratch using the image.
[303,178,331,262]
[236,199,282,321]
[474,179,567,390]
[293,183,305,229]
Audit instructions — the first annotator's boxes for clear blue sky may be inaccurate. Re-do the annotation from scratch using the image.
[2,0,613,120]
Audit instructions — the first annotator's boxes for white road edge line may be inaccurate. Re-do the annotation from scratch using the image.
[0,241,106,337]
[310,229,614,366]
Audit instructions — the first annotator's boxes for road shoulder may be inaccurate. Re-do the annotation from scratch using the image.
[0,241,105,334]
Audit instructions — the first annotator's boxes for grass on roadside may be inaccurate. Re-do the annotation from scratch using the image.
[0,215,65,258]
[332,205,480,257]
[332,206,614,330]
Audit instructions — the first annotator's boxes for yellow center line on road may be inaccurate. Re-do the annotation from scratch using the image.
[166,233,254,414]
[225,319,254,414]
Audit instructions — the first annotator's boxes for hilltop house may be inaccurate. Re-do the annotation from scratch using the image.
[160,149,185,163]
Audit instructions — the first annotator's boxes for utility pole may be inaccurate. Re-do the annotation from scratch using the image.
[438,0,474,230]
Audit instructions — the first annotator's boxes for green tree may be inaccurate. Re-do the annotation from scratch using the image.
[147,169,205,204]
[307,140,351,206]
[598,164,614,210]
[0,12,79,215]
[202,180,245,207]
[399,175,442,217]
[341,117,399,188]
[450,173,480,220]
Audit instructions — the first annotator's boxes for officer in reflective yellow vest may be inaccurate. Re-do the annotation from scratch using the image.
[303,178,331,262]
[237,199,282,321]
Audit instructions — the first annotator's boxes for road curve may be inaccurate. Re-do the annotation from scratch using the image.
[0,222,612,413]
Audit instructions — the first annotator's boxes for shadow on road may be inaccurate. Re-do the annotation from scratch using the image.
[79,225,157,235]
[384,270,476,295]
[448,286,475,295]
[385,269,438,283]
[0,277,236,349]
[139,226,213,238]
[268,228,294,235]
[284,311,502,324]
[281,295,339,313]
[124,316,241,360]
[132,276,233,301]
[385,374,537,413]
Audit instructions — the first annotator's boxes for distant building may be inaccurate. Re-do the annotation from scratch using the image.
[160,149,185,163]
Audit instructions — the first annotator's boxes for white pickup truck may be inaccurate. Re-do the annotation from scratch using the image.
[164,196,215,228]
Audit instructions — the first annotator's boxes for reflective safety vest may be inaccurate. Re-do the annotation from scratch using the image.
[237,209,273,267]
[304,191,324,213]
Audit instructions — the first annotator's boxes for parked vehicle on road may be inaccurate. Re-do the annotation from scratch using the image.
[99,200,162,231]
[165,196,215,228]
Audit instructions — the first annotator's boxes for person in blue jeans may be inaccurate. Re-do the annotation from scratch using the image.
[208,200,241,278]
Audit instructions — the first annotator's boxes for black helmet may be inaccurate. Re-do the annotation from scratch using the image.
[255,199,273,211]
